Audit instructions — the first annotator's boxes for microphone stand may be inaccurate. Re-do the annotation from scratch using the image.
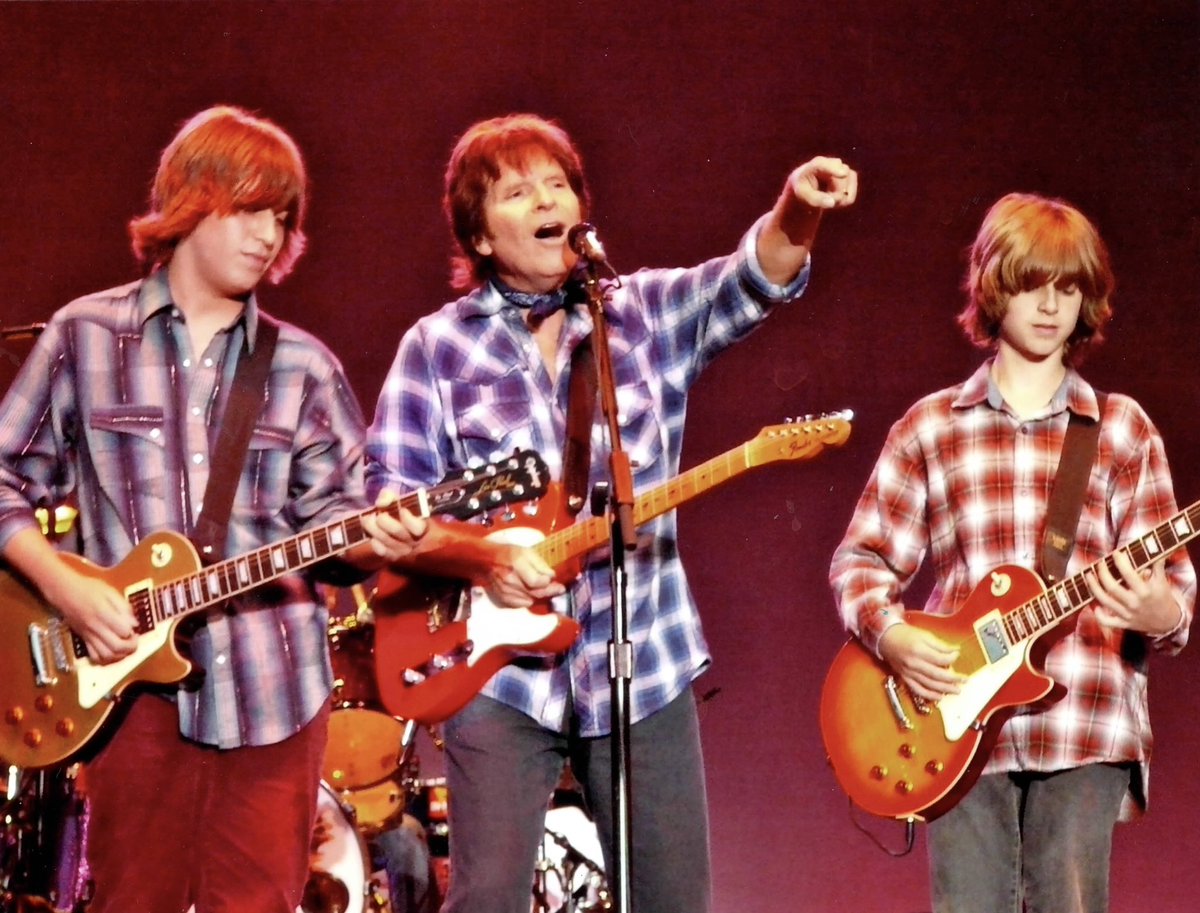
[577,255,636,913]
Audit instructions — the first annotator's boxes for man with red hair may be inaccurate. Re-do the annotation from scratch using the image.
[0,105,423,912]
[830,193,1195,912]
[367,112,858,913]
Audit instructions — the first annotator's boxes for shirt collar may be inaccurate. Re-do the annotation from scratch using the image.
[137,268,261,349]
[953,357,1099,420]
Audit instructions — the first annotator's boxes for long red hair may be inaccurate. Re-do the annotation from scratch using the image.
[129,106,308,284]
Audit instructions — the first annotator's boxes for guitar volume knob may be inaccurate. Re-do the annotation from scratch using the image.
[925,760,944,775]
[870,765,888,780]
[5,706,24,725]
[23,729,43,748]
[894,780,913,795]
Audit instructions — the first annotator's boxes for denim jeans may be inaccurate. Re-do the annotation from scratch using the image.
[927,764,1131,913]
[441,687,711,913]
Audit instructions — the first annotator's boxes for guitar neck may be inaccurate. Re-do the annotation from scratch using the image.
[1002,498,1199,644]
[538,444,756,569]
[152,492,426,623]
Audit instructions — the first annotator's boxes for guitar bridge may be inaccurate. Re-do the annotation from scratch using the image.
[883,675,913,730]
[28,619,74,687]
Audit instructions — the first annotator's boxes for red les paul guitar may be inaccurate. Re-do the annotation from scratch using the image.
[819,497,1199,822]
[371,414,853,724]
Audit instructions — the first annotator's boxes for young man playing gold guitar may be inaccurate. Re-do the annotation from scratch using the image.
[0,106,425,912]
[829,192,1196,913]
[365,113,857,913]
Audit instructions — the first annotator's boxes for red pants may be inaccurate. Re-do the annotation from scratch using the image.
[82,693,329,913]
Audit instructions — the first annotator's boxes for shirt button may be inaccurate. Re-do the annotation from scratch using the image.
[182,358,192,368]
[191,406,202,417]
[192,453,205,465]
[215,654,227,666]
[204,357,214,368]
[149,429,161,440]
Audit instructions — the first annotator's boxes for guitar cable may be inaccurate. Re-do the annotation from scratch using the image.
[846,797,919,857]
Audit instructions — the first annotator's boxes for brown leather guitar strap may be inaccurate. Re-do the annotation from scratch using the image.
[1039,393,1107,583]
[562,335,597,517]
[192,315,280,561]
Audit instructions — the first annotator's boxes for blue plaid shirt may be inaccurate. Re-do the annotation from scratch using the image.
[366,220,809,736]
[0,270,370,748]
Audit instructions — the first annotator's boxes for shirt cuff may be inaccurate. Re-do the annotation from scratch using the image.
[742,213,811,302]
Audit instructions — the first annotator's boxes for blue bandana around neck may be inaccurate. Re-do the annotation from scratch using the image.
[491,274,587,321]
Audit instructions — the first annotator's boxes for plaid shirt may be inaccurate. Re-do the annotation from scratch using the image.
[0,271,370,748]
[830,360,1196,809]
[367,221,808,736]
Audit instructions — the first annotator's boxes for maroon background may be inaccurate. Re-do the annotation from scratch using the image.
[2,3,1197,911]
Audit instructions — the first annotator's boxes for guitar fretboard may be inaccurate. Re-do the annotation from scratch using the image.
[1001,499,1199,644]
[152,496,419,624]
[537,447,753,568]
[534,416,850,570]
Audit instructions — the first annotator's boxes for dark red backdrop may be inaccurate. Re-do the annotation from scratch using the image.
[2,3,1197,911]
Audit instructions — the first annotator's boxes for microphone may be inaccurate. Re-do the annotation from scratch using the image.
[567,222,608,266]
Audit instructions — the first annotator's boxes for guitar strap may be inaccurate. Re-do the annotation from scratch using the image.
[192,315,280,562]
[562,335,597,516]
[1039,392,1107,583]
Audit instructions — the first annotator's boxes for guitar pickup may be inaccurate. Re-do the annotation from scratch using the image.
[977,618,1010,663]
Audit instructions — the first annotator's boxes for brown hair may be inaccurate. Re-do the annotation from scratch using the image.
[958,192,1114,365]
[443,113,589,291]
[129,106,308,283]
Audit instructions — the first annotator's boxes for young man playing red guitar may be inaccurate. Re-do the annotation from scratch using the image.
[0,106,424,912]
[366,113,857,913]
[829,192,1196,913]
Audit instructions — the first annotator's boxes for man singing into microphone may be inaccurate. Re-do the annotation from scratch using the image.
[366,113,856,913]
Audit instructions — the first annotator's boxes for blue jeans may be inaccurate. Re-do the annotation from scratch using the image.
[927,764,1131,913]
[442,688,711,913]
[372,815,438,913]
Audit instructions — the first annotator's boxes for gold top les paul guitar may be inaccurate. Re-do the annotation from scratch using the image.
[0,451,549,769]
[370,414,854,725]
[819,497,1199,822]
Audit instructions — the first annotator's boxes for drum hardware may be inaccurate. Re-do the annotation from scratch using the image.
[0,764,88,913]
[531,801,611,913]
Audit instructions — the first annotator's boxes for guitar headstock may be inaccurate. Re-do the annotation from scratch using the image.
[745,411,854,467]
[428,450,550,520]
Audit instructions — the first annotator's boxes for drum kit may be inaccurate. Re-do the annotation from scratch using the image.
[0,583,609,913]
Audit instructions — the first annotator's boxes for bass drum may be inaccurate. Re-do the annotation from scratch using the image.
[325,619,411,792]
[302,782,373,913]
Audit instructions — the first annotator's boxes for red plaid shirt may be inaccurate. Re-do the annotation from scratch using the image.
[830,360,1196,810]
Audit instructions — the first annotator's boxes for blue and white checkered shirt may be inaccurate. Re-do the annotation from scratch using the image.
[366,220,809,736]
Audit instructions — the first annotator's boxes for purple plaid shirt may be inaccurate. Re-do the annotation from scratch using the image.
[0,270,369,748]
[830,361,1196,810]
[367,220,809,736]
